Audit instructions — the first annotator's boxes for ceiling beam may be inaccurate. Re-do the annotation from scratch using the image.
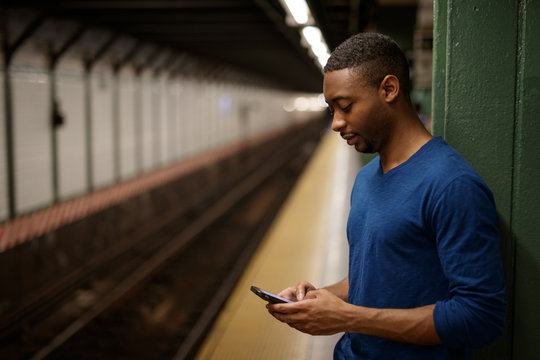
[116,23,273,34]
[58,1,250,10]
[57,12,267,25]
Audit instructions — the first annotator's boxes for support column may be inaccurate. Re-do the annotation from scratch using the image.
[2,57,15,219]
[431,0,446,136]
[511,2,540,359]
[84,33,118,189]
[48,58,60,202]
[432,0,540,358]
[2,12,48,218]
[433,1,516,359]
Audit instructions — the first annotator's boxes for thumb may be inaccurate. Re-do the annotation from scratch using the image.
[297,287,305,301]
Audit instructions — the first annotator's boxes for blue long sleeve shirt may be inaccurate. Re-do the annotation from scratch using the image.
[334,137,506,360]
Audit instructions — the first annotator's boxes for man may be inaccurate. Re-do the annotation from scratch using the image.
[267,33,506,359]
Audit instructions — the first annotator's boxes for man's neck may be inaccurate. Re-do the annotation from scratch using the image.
[378,112,433,174]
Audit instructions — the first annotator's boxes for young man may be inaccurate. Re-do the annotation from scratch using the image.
[267,33,506,359]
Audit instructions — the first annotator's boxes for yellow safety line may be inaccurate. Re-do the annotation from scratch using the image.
[196,132,357,360]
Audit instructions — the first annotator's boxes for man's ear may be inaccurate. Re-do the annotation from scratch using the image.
[379,75,400,102]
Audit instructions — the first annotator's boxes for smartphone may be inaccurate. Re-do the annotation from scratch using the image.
[250,285,294,304]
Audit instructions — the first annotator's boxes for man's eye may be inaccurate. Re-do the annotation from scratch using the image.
[341,104,352,112]
[328,109,335,116]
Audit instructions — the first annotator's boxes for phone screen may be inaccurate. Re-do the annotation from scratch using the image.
[250,286,294,304]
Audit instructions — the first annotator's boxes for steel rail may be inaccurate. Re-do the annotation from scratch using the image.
[30,138,299,360]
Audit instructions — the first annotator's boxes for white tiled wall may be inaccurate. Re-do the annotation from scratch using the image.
[56,55,86,200]
[157,74,170,166]
[11,46,53,213]
[167,78,179,161]
[91,60,115,189]
[1,42,322,219]
[118,67,137,180]
[140,70,154,172]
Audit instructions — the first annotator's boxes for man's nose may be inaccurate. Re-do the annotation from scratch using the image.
[331,115,345,132]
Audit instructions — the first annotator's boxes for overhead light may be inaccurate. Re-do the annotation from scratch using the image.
[301,26,330,68]
[281,0,310,25]
[279,0,330,72]
[294,96,310,111]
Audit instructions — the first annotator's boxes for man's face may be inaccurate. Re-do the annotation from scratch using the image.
[323,68,388,153]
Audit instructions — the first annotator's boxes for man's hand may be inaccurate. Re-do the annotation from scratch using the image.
[267,278,440,344]
[267,288,350,335]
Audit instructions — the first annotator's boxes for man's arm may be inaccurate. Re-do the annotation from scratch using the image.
[268,289,441,345]
[345,303,441,344]
[429,176,506,347]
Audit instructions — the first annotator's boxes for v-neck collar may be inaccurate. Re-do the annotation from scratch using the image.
[377,137,442,178]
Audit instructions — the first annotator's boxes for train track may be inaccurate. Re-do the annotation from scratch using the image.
[0,131,320,360]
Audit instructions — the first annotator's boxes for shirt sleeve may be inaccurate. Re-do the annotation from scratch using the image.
[430,175,506,348]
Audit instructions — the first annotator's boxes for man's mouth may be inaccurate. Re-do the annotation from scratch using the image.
[341,133,358,146]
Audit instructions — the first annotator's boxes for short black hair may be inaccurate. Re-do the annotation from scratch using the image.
[324,32,411,100]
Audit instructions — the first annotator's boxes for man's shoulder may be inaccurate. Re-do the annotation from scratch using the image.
[427,138,484,182]
[421,139,493,204]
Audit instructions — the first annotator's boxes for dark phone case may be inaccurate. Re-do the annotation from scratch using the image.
[250,286,289,304]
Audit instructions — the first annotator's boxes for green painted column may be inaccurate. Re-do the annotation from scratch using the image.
[512,1,540,359]
[431,0,446,136]
[433,0,540,359]
[434,0,517,358]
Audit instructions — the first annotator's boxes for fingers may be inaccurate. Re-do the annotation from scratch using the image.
[276,281,316,301]
[297,285,306,301]
[304,289,319,300]
[267,306,326,336]
[267,303,305,322]
[266,288,345,336]
[266,301,300,314]
[277,286,298,301]
[296,281,316,301]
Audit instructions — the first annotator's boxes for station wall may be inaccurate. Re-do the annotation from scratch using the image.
[56,54,86,200]
[1,40,320,223]
[11,46,53,215]
[91,60,115,188]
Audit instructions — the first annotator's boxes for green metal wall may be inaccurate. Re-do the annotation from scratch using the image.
[432,1,540,359]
